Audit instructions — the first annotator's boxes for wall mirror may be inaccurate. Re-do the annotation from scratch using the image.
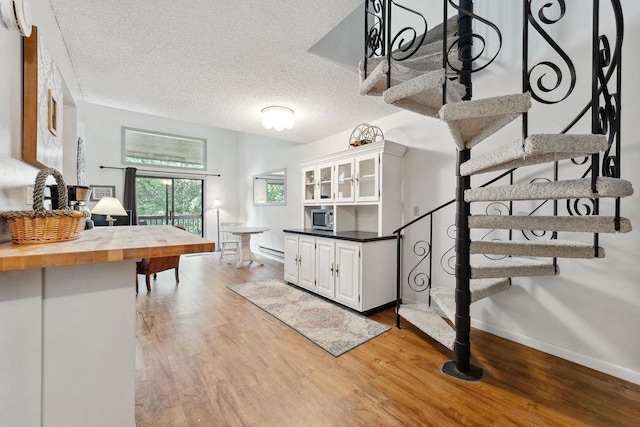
[254,169,286,206]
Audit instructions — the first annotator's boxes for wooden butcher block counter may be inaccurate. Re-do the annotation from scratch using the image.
[0,225,213,427]
[0,225,214,271]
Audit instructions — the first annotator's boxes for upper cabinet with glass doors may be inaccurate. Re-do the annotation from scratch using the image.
[302,163,334,205]
[334,159,354,203]
[299,141,407,235]
[355,154,379,202]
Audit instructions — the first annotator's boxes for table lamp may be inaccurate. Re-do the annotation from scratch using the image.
[92,196,127,226]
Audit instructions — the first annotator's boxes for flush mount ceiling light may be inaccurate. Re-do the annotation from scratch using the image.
[261,106,294,132]
[0,0,32,37]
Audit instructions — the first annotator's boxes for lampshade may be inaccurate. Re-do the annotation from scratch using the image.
[92,197,127,217]
[261,106,294,131]
[212,199,222,209]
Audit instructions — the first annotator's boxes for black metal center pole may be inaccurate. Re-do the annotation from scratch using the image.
[442,0,482,381]
[442,149,482,380]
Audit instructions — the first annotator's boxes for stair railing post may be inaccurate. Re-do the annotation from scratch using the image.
[458,0,474,99]
[592,0,601,257]
[442,0,448,106]
[442,0,482,381]
[386,0,392,89]
[614,0,623,231]
[364,0,369,78]
[396,230,402,328]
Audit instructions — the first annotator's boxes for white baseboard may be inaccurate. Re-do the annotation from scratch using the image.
[400,296,640,385]
[471,319,640,386]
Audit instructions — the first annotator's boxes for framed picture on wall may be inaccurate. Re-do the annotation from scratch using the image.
[22,26,65,170]
[90,185,115,201]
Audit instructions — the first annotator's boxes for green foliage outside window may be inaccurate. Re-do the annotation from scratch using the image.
[267,183,285,203]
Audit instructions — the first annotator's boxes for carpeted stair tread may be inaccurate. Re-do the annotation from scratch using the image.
[398,303,455,350]
[383,69,465,117]
[439,93,532,150]
[471,239,605,258]
[359,41,458,97]
[469,215,632,233]
[421,16,459,47]
[465,177,633,203]
[460,134,609,176]
[359,60,391,97]
[471,257,557,279]
[431,278,511,322]
[358,15,458,98]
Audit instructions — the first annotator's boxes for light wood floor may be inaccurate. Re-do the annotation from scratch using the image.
[135,253,640,426]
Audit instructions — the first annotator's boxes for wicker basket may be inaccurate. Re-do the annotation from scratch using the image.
[1,168,88,244]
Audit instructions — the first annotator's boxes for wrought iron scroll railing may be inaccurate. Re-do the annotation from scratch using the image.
[521,0,624,258]
[394,0,624,327]
[364,1,505,99]
[394,168,516,327]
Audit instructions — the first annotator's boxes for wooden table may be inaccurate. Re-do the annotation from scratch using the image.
[0,226,213,427]
[223,226,270,268]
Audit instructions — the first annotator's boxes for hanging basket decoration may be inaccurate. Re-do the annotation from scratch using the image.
[1,168,88,244]
[348,123,384,148]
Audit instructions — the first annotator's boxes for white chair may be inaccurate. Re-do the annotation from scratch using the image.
[219,222,243,263]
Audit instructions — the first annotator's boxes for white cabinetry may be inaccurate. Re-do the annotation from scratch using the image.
[284,234,315,290]
[334,241,360,309]
[301,141,407,236]
[315,238,336,299]
[334,158,355,203]
[302,163,334,205]
[284,232,395,312]
[355,153,380,202]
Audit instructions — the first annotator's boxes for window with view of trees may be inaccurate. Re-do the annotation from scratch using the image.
[122,127,206,170]
[136,176,204,236]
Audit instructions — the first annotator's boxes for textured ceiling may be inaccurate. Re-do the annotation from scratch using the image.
[48,0,399,143]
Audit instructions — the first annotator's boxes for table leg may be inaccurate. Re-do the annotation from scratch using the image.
[236,234,264,268]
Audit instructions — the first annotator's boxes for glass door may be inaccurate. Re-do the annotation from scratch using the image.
[355,154,379,202]
[303,166,317,204]
[335,159,354,203]
[317,163,334,203]
[135,176,204,236]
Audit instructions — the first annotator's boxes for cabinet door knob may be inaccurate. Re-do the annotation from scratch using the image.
[330,263,334,275]
[335,264,339,277]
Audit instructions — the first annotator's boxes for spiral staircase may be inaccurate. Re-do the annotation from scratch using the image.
[360,0,632,380]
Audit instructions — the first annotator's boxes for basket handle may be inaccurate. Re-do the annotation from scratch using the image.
[33,168,68,214]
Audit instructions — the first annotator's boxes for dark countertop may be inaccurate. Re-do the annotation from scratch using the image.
[283,229,396,243]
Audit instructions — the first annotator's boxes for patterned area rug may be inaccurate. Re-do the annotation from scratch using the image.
[227,280,390,357]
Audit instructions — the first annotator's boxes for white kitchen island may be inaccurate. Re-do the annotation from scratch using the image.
[0,226,214,427]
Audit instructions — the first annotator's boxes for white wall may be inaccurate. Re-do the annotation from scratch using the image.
[83,103,298,247]
[0,3,84,424]
[237,133,300,255]
[239,0,640,384]
[83,103,240,242]
[0,3,81,243]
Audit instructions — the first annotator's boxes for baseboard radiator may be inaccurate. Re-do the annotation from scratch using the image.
[259,245,284,260]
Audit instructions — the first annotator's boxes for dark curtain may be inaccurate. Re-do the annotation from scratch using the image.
[123,167,138,225]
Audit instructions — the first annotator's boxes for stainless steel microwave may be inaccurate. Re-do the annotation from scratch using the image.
[311,209,334,231]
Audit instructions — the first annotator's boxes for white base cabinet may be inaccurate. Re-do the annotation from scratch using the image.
[284,234,315,291]
[284,232,396,312]
[315,238,335,299]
